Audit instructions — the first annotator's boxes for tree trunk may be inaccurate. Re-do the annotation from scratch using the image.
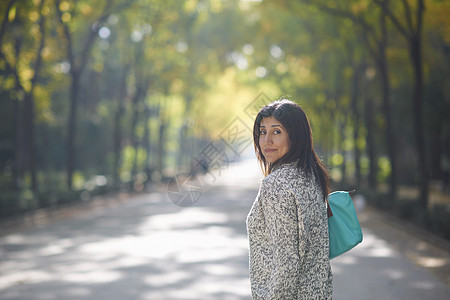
[351,66,362,187]
[177,94,193,170]
[11,24,24,191]
[41,124,51,191]
[410,34,428,208]
[130,90,142,184]
[113,105,123,190]
[339,119,347,185]
[142,106,151,185]
[12,97,22,190]
[66,72,79,190]
[23,93,37,193]
[377,12,397,201]
[430,124,442,180]
[157,122,166,175]
[364,94,377,189]
[379,59,397,200]
[113,69,127,190]
[157,104,166,176]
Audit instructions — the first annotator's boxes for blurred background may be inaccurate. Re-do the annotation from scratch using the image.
[0,0,449,239]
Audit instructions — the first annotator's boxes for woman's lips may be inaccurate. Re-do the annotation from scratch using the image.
[264,148,276,153]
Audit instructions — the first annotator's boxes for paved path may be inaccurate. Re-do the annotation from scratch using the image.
[0,159,449,299]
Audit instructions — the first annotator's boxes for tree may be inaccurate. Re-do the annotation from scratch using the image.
[0,0,21,190]
[374,0,428,207]
[54,0,135,190]
[0,0,47,194]
[22,0,46,193]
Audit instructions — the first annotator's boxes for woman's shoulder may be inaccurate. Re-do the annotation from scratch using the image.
[268,161,304,180]
[261,161,303,191]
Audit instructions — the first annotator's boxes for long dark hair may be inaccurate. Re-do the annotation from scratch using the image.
[253,99,330,199]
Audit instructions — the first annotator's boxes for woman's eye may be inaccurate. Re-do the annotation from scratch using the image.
[260,131,266,135]
[274,130,281,135]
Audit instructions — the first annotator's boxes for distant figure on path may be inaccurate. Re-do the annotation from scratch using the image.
[247,99,332,299]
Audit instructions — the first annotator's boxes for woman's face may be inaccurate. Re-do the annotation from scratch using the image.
[259,116,291,163]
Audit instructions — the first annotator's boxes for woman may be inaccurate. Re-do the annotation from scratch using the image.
[247,99,332,299]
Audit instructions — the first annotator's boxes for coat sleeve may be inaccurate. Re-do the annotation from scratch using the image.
[259,179,304,299]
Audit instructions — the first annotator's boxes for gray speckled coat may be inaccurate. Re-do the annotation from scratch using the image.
[246,161,332,299]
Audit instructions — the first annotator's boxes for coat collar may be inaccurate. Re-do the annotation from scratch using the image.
[271,160,298,173]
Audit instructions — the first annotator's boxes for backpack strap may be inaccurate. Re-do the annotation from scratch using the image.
[327,199,333,218]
